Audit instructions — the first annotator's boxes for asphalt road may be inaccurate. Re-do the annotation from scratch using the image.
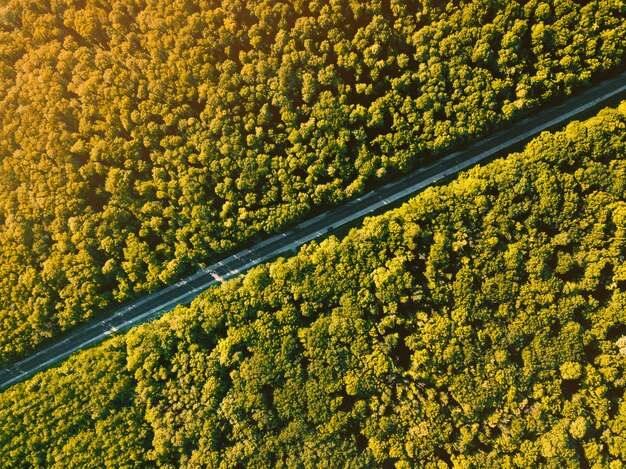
[1,71,625,392]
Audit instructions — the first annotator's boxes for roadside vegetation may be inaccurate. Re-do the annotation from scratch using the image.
[2,103,626,467]
[1,0,625,363]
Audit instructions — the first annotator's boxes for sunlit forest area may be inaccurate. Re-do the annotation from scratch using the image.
[2,103,626,467]
[1,0,625,363]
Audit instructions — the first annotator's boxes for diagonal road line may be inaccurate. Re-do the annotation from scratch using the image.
[1,71,625,391]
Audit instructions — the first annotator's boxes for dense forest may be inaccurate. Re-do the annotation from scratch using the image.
[1,0,625,363]
[2,104,626,467]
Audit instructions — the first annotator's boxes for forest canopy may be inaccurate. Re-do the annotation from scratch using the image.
[0,0,625,363]
[1,103,626,467]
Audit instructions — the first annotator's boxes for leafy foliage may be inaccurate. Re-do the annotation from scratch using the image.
[1,0,625,363]
[2,104,626,467]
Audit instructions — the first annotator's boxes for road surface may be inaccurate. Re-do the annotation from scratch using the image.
[1,71,625,391]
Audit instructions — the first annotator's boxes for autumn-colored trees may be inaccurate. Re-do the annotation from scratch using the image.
[1,0,625,363]
[2,103,626,467]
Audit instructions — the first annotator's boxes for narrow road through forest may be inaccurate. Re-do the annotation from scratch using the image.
[1,70,625,391]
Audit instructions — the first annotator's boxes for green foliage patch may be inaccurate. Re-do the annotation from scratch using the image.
[2,103,626,467]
